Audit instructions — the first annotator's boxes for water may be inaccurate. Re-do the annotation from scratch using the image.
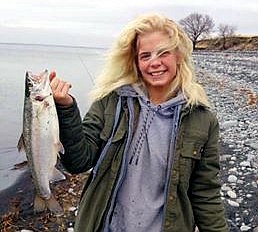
[0,43,105,191]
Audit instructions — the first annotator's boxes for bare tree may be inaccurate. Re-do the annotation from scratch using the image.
[179,13,215,49]
[218,24,237,49]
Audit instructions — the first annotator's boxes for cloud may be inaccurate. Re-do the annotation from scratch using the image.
[0,0,258,46]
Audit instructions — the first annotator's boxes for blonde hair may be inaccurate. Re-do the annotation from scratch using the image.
[90,13,210,107]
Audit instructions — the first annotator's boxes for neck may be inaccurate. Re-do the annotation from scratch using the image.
[147,86,178,105]
[148,87,169,105]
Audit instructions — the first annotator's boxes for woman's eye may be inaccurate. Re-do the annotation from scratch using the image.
[159,50,170,57]
[139,53,151,61]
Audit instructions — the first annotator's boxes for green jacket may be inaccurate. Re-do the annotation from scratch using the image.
[57,91,228,232]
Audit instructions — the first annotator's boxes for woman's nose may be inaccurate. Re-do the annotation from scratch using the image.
[149,56,162,67]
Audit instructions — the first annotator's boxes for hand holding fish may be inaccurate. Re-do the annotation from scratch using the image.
[49,71,73,107]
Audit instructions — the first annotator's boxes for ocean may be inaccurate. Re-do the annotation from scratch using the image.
[0,43,105,191]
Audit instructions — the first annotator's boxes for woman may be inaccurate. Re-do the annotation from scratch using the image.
[50,13,228,232]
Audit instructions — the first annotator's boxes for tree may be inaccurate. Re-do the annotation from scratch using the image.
[218,24,237,49]
[179,13,215,50]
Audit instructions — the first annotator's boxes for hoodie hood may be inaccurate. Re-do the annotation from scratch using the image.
[116,84,186,117]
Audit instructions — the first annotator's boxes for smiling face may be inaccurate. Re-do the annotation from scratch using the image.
[136,31,179,98]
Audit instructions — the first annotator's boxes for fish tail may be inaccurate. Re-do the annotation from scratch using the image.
[50,167,66,183]
[34,194,47,213]
[34,194,63,215]
[46,194,63,215]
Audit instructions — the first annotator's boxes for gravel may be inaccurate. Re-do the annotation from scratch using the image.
[193,50,258,232]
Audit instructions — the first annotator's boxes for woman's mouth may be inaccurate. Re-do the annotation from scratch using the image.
[149,70,166,76]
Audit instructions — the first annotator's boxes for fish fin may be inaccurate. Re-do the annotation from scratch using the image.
[12,160,28,170]
[50,167,66,183]
[46,194,63,216]
[34,194,47,213]
[17,134,25,152]
[55,141,65,155]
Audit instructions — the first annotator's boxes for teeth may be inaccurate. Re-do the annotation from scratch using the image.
[151,71,164,76]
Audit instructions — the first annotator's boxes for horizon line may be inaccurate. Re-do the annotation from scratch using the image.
[0,42,108,50]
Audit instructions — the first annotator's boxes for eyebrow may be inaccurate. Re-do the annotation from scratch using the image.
[138,51,151,55]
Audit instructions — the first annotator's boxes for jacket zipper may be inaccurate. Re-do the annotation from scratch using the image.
[103,97,135,231]
[92,97,122,181]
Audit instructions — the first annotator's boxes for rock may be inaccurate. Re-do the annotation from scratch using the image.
[227,190,237,199]
[229,167,238,173]
[240,161,251,167]
[240,225,251,231]
[222,120,238,129]
[249,143,258,150]
[220,155,231,161]
[228,175,238,183]
[221,184,232,192]
[227,199,240,207]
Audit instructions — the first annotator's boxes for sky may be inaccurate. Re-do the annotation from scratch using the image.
[1,0,258,48]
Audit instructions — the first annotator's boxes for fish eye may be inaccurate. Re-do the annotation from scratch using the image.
[27,78,33,87]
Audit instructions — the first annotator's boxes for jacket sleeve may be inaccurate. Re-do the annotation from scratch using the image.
[189,114,229,232]
[56,97,107,174]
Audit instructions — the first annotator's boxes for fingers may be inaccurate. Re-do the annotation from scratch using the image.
[49,72,73,106]
[55,80,71,96]
[50,77,71,92]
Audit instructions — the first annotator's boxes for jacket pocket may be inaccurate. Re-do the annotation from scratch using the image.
[179,142,204,184]
[181,142,203,160]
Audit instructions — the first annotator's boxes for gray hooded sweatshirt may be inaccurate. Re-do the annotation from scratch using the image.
[110,85,186,232]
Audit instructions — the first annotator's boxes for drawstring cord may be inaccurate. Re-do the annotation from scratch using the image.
[129,101,157,165]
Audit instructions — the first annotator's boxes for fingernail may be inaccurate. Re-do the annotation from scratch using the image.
[50,71,56,78]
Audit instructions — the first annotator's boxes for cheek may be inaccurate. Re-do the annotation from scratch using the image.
[166,59,178,72]
[137,62,147,75]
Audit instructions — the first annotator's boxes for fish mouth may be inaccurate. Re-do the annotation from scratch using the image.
[35,93,52,101]
[35,96,45,101]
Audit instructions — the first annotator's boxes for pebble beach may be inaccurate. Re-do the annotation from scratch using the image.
[194,50,258,232]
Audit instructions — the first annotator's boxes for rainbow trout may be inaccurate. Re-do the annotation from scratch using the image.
[18,70,65,214]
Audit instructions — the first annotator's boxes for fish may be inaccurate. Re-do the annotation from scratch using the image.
[17,69,65,214]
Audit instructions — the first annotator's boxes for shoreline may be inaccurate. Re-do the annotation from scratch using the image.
[0,169,33,215]
[0,167,89,232]
[1,142,257,231]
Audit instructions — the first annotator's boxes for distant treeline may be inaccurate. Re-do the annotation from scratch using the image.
[196,36,258,51]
